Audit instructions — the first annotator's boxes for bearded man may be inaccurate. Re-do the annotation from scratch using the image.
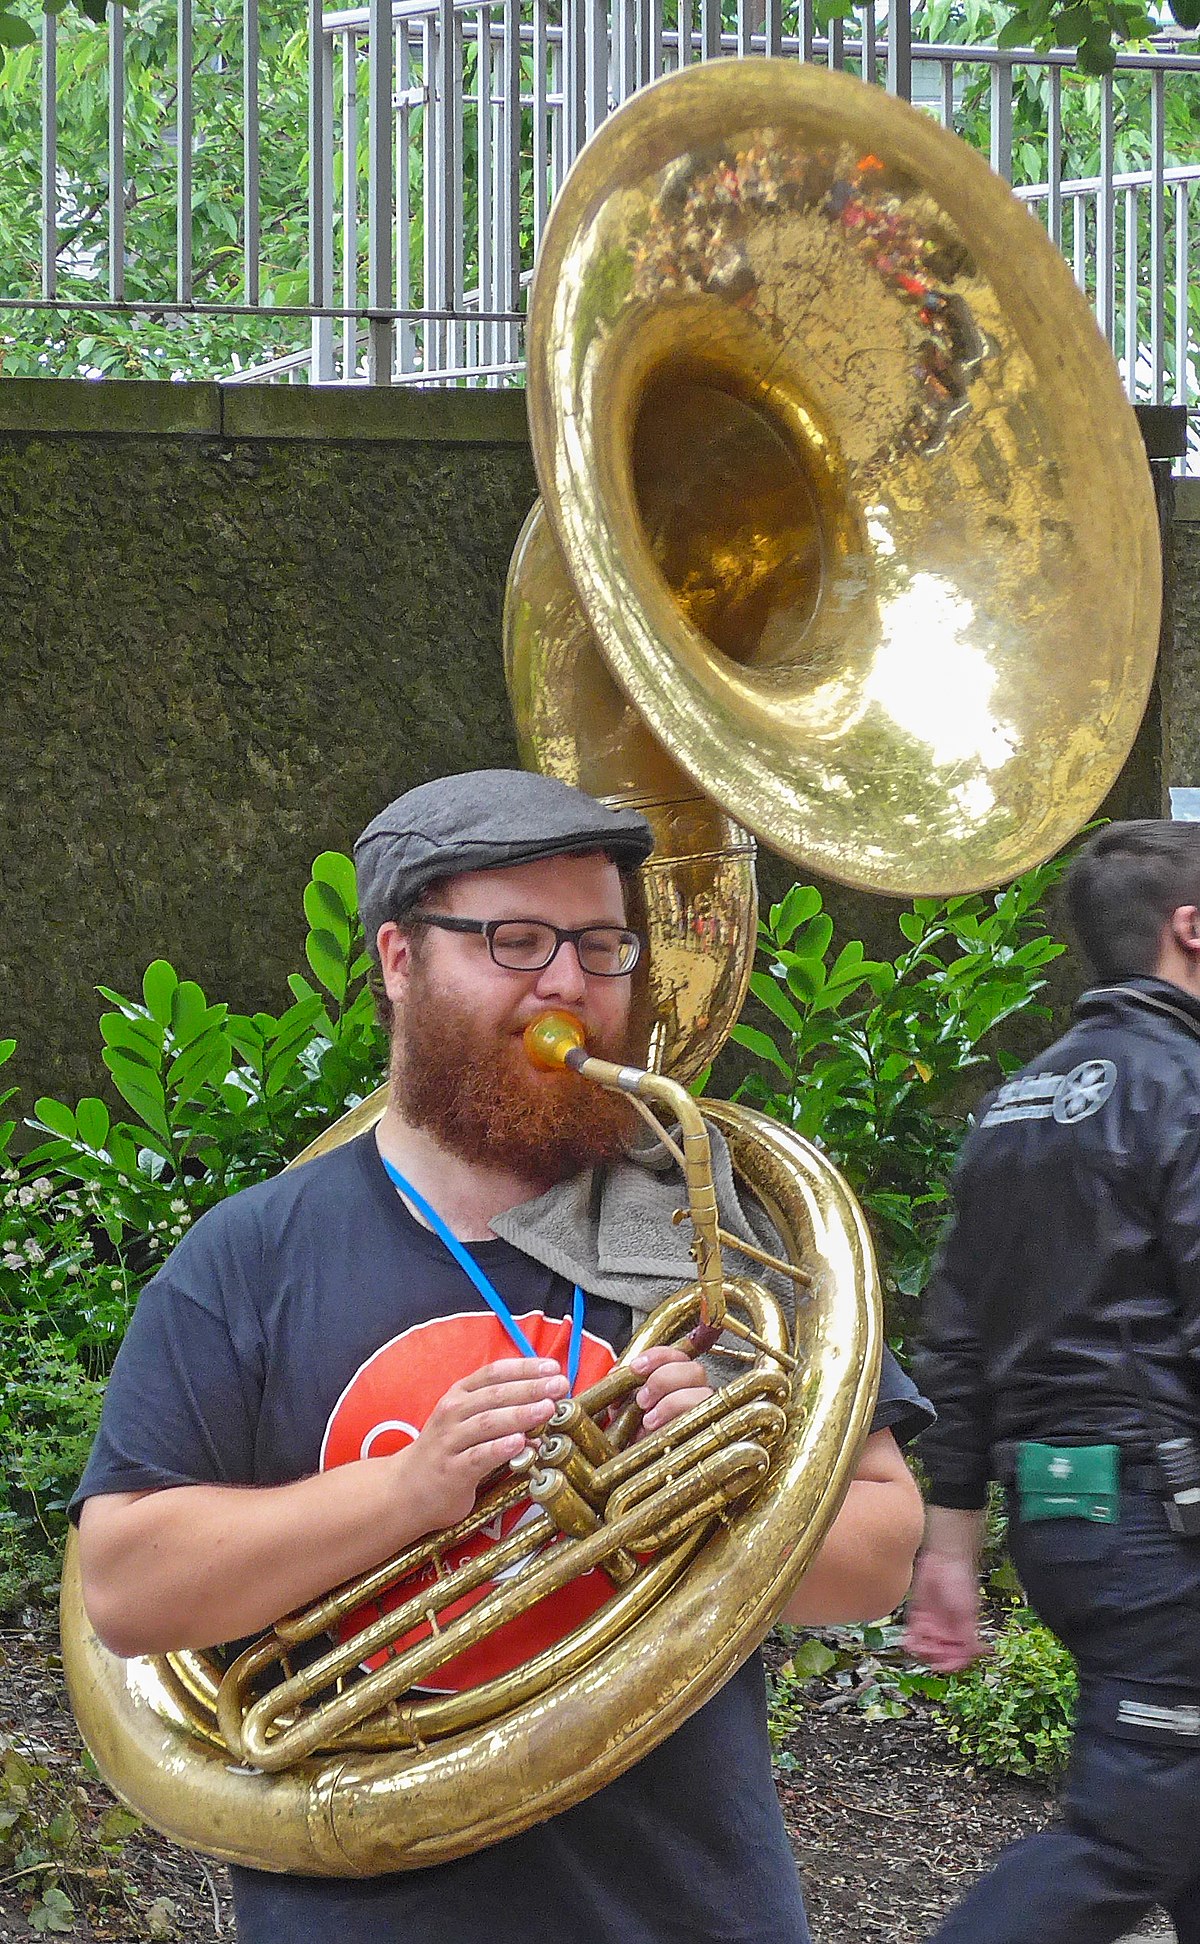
[74,771,927,1944]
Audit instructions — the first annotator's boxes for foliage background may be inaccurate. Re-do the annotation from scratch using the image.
[0,0,1197,379]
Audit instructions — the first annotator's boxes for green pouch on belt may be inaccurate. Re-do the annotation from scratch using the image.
[1015,1442,1121,1524]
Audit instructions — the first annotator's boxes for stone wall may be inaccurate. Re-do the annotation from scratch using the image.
[0,383,536,1116]
[0,379,1184,1125]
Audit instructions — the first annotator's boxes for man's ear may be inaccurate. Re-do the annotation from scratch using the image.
[1167,906,1200,959]
[376,921,414,1002]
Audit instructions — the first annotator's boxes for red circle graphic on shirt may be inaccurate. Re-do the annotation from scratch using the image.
[321,1309,618,1692]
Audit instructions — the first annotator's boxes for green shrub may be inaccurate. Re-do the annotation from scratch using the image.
[731,859,1067,1315]
[0,852,387,1605]
[936,1607,1078,1777]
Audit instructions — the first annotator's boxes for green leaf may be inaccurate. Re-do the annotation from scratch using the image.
[142,959,180,1025]
[32,1098,77,1139]
[786,1638,839,1679]
[729,1024,792,1078]
[169,978,210,1043]
[166,1032,230,1103]
[0,13,38,47]
[74,1095,111,1149]
[0,1037,15,1064]
[789,914,834,963]
[305,875,352,945]
[101,1011,163,1063]
[306,928,349,1004]
[311,849,358,916]
[748,972,806,1037]
[996,15,1030,44]
[768,884,822,947]
[897,912,926,943]
[101,1048,171,1140]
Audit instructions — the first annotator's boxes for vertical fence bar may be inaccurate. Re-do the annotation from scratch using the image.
[674,0,692,67]
[498,0,522,372]
[799,0,815,64]
[309,0,335,381]
[1096,70,1114,342]
[886,0,910,99]
[1150,69,1165,406]
[827,15,843,70]
[534,0,551,262]
[341,32,358,378]
[177,0,193,303]
[244,0,260,310]
[1174,181,1188,407]
[764,0,781,59]
[424,13,440,374]
[1123,184,1137,401]
[862,1,877,86]
[989,59,1012,182]
[366,0,394,383]
[584,0,608,135]
[649,0,664,77]
[1073,191,1086,295]
[108,3,125,300]
[397,22,416,376]
[737,0,753,58]
[41,12,57,299]
[939,58,953,129]
[615,0,636,100]
[477,3,495,376]
[700,0,720,61]
[1047,62,1062,249]
[563,0,585,146]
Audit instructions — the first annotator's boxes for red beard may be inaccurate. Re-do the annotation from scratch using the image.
[392,976,642,1184]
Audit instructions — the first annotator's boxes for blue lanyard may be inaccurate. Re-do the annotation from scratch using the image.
[379,1153,586,1393]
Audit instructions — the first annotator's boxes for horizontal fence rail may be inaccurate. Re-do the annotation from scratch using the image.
[0,1,1196,463]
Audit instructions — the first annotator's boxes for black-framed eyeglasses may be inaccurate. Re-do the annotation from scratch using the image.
[407,909,643,977]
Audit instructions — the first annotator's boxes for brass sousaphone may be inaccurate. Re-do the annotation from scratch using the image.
[61,58,1159,1874]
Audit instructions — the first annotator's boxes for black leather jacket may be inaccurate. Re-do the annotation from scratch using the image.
[916,977,1200,1509]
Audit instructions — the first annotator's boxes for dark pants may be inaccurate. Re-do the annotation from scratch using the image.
[932,1489,1200,1944]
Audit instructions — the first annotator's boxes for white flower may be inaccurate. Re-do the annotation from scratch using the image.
[23,1240,44,1263]
[170,1224,184,1238]
[17,1186,36,1208]
[32,1177,52,1195]
[170,1198,187,1214]
[2,1189,15,1209]
[2,1252,23,1271]
[110,1278,123,1291]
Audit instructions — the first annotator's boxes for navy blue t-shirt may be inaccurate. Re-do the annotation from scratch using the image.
[75,1133,931,1944]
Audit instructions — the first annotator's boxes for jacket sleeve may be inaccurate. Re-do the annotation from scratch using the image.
[1157,1105,1200,1371]
[912,1180,992,1511]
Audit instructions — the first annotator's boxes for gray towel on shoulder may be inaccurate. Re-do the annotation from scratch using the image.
[492,1128,797,1367]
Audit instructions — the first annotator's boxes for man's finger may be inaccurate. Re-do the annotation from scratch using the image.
[449,1397,560,1451]
[641,1386,711,1432]
[451,1374,568,1420]
[457,1357,561,1391]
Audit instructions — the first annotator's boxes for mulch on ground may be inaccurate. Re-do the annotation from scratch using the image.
[0,1615,1172,1943]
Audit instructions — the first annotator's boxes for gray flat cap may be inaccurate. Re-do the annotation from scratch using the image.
[354,769,654,950]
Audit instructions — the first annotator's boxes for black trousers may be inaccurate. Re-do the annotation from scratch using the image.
[931,1489,1200,1944]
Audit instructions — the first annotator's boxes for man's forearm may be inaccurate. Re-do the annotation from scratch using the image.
[781,1443,925,1626]
[79,1450,431,1656]
[921,1502,986,1566]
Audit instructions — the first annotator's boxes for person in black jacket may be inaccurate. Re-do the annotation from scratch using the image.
[906,820,1200,1944]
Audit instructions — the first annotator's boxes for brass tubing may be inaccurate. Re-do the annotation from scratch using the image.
[536,1433,606,1507]
[222,1505,559,1747]
[547,1395,618,1465]
[273,1472,532,1645]
[530,1468,638,1585]
[621,1444,772,1552]
[605,1400,788,1526]
[238,1436,764,1770]
[316,1531,709,1750]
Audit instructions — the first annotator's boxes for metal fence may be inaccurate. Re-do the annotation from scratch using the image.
[1,0,1198,461]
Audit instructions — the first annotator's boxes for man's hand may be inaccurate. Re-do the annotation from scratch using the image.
[629,1345,713,1434]
[902,1504,988,1672]
[403,1357,568,1529]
